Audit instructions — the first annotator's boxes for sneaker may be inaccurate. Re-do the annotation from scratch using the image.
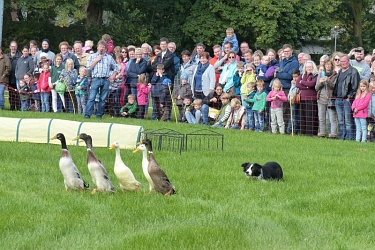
[317,133,326,138]
[328,134,337,139]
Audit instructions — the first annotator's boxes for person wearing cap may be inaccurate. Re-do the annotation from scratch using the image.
[35,39,55,65]
[172,72,192,122]
[35,52,52,73]
[348,47,371,80]
[0,47,11,110]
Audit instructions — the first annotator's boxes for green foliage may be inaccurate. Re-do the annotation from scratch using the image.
[1,111,375,248]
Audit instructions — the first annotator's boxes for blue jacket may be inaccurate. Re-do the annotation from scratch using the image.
[151,74,168,98]
[126,58,147,87]
[275,55,299,89]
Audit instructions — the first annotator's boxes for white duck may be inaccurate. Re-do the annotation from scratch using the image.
[74,133,115,194]
[133,142,154,192]
[52,133,89,191]
[110,141,140,192]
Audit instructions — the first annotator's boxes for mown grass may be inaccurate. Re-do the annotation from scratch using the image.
[0,110,375,249]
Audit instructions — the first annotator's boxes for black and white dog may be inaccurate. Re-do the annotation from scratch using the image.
[241,162,283,181]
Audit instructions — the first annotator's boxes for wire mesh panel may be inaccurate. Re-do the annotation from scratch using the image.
[142,128,184,154]
[185,129,224,152]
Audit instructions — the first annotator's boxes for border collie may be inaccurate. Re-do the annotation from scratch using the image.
[241,162,283,181]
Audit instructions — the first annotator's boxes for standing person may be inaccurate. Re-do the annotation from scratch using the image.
[275,44,299,131]
[316,58,338,138]
[0,48,11,110]
[151,37,175,82]
[126,48,147,99]
[136,74,151,119]
[209,45,223,84]
[348,47,371,80]
[37,63,51,112]
[74,41,89,68]
[351,80,371,142]
[173,73,192,122]
[15,46,34,94]
[36,39,55,65]
[218,50,238,95]
[246,80,267,132]
[150,64,169,120]
[85,40,118,119]
[239,42,250,62]
[191,52,216,125]
[74,67,89,115]
[191,43,206,64]
[18,79,30,111]
[332,55,360,140]
[296,60,319,135]
[59,58,78,113]
[49,54,66,112]
[59,41,80,70]
[176,50,196,86]
[266,79,288,134]
[168,42,180,77]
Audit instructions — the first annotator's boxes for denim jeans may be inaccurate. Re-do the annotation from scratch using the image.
[185,110,201,124]
[85,78,109,118]
[201,104,209,125]
[335,99,355,140]
[254,111,264,131]
[354,118,367,142]
[76,95,87,114]
[0,84,5,108]
[245,108,255,129]
[21,99,29,111]
[40,92,50,112]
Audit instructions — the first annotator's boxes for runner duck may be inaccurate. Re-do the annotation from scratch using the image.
[133,141,154,192]
[52,133,89,191]
[134,139,175,196]
[110,141,141,192]
[73,133,115,194]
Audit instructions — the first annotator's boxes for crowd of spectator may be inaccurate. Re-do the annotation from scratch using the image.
[1,28,375,141]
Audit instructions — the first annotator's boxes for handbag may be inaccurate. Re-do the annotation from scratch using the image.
[292,92,300,104]
[55,80,66,95]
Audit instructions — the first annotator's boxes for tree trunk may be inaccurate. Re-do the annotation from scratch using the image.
[86,0,103,27]
[351,0,363,46]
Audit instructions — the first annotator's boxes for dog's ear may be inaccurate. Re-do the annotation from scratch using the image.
[241,162,249,168]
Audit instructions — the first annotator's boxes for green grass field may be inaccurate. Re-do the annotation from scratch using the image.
[1,110,374,249]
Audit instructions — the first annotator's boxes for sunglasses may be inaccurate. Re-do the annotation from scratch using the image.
[334,58,340,61]
[228,56,235,59]
[121,51,127,53]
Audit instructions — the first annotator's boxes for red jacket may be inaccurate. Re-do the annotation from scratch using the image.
[296,73,317,101]
[37,71,51,93]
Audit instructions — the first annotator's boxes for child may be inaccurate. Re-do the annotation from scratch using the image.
[35,52,52,73]
[240,64,256,106]
[37,63,51,112]
[102,34,114,55]
[82,40,94,54]
[352,80,371,142]
[19,79,30,111]
[225,98,246,130]
[180,95,192,122]
[368,80,375,118]
[246,80,267,132]
[120,94,137,118]
[160,78,173,121]
[150,64,168,120]
[185,98,203,124]
[244,82,256,130]
[252,54,261,68]
[266,79,288,134]
[212,93,232,128]
[74,67,89,115]
[221,27,239,54]
[173,73,193,122]
[59,58,78,113]
[287,69,300,134]
[31,73,41,112]
[256,56,269,79]
[136,74,151,119]
[233,61,245,97]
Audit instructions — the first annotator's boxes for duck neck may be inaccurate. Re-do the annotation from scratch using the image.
[60,137,68,150]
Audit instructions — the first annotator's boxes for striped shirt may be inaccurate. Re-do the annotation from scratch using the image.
[86,52,118,78]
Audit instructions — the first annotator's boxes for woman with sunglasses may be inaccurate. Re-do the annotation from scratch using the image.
[218,51,238,96]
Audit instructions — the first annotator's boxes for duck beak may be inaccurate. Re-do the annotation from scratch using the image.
[51,135,57,140]
[109,144,115,150]
[133,148,140,154]
[72,135,80,141]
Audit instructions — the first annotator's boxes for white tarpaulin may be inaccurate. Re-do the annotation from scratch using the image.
[0,117,143,149]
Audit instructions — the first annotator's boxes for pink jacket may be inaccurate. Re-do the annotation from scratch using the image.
[266,90,287,108]
[137,83,151,105]
[352,92,371,118]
